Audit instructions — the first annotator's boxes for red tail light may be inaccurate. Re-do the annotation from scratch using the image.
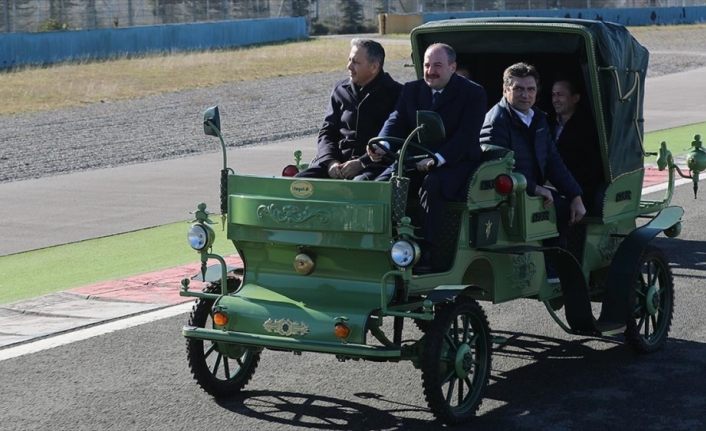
[282,165,299,177]
[494,174,514,195]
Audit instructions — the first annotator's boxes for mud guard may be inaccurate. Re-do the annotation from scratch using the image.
[545,206,683,336]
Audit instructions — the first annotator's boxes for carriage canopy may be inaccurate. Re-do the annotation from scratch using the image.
[410,17,649,182]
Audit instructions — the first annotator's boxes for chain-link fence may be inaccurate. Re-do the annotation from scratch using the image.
[1,0,703,33]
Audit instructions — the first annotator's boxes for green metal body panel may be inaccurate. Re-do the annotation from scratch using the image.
[602,169,645,223]
[219,175,397,347]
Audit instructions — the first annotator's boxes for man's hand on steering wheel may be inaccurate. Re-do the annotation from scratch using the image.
[366,143,388,163]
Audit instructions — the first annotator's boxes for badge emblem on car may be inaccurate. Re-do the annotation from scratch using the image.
[263,318,310,336]
[290,180,314,199]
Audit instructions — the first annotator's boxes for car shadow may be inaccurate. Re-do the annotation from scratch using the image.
[214,331,706,430]
[654,236,706,278]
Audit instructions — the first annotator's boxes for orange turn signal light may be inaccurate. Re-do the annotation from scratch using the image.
[212,311,229,326]
[334,322,351,339]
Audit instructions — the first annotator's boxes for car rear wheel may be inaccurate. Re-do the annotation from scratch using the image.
[186,283,261,397]
[624,246,674,353]
[421,296,491,425]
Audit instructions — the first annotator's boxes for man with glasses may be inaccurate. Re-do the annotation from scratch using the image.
[480,63,585,277]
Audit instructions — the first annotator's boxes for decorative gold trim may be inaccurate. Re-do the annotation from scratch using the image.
[263,318,310,336]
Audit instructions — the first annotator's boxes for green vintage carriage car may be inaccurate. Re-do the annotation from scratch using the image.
[179,18,705,424]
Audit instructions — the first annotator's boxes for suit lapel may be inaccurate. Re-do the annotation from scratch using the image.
[418,82,433,109]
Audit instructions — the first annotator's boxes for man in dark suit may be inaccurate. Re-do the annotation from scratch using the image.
[480,62,586,253]
[370,43,487,271]
[549,78,604,215]
[297,38,402,180]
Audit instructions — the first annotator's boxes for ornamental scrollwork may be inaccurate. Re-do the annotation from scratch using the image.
[257,204,331,224]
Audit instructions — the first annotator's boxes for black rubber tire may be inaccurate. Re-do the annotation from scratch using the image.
[421,296,492,425]
[186,283,261,397]
[624,246,674,354]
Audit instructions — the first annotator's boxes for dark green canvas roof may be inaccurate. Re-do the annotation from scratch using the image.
[411,17,649,181]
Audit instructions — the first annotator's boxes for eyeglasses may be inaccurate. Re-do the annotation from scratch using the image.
[509,85,537,95]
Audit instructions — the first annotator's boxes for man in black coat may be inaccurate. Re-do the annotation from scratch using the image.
[296,39,402,180]
[480,62,586,252]
[549,78,604,215]
[370,43,487,271]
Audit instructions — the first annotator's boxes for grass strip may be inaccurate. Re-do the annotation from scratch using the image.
[0,221,234,304]
[0,37,412,116]
[643,121,706,157]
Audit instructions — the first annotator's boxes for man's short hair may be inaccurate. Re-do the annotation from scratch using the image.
[503,62,540,88]
[351,38,385,68]
[553,77,579,95]
[426,43,456,64]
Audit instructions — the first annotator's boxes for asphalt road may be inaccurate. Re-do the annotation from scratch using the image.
[1,185,704,430]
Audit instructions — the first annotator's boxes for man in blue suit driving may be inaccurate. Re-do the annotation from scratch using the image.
[370,43,487,271]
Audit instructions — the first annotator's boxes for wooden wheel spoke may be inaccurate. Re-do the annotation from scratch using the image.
[444,333,458,352]
[444,377,456,402]
[644,313,651,337]
[442,369,456,385]
[457,375,464,404]
[650,315,658,334]
[212,353,222,376]
[223,357,231,379]
[461,317,470,343]
[464,377,473,394]
[636,315,645,332]
[645,261,654,286]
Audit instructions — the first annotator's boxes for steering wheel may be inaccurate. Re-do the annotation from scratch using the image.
[367,137,439,172]
[367,137,404,165]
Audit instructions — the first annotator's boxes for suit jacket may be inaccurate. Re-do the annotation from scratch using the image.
[379,74,487,198]
[549,108,604,201]
[312,71,402,169]
[480,97,582,199]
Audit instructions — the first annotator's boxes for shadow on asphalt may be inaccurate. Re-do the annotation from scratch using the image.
[654,236,706,277]
[213,331,706,430]
[210,236,706,430]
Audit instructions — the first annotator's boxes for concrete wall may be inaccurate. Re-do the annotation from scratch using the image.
[0,17,307,70]
[379,6,706,34]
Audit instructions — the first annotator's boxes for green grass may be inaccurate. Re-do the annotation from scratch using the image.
[1,121,703,305]
[643,121,706,158]
[0,221,235,304]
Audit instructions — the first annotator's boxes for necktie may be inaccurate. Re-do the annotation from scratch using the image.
[432,91,440,107]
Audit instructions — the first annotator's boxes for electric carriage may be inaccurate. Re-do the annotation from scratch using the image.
[179,18,706,424]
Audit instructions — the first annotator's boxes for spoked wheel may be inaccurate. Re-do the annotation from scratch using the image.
[186,284,261,397]
[624,246,674,353]
[421,297,492,425]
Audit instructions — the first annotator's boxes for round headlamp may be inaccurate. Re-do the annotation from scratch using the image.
[187,224,214,251]
[390,239,420,268]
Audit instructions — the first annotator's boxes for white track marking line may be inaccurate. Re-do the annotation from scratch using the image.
[0,302,192,362]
